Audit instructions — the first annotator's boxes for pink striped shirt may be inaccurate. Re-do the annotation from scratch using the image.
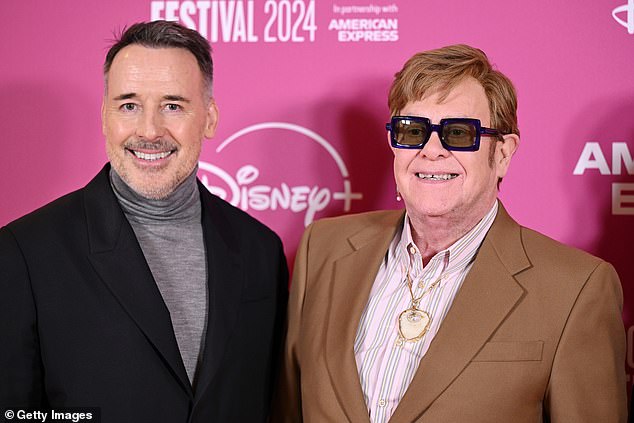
[353,202,498,423]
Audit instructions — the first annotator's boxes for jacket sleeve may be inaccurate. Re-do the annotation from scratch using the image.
[0,227,45,407]
[270,223,313,423]
[544,261,627,422]
[267,236,290,416]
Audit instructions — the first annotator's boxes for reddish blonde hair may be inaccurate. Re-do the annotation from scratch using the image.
[388,44,519,136]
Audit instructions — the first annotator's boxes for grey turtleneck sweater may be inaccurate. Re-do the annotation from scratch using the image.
[110,168,208,387]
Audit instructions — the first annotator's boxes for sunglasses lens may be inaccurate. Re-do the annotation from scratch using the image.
[442,122,477,147]
[394,119,428,146]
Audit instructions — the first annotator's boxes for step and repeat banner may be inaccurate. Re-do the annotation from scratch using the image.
[2,0,634,387]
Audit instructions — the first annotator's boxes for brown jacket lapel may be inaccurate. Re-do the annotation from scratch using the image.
[389,204,530,422]
[324,211,404,422]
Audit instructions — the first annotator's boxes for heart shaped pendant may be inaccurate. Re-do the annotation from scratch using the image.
[398,308,431,342]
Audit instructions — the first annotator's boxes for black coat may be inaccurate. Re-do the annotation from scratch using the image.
[0,164,288,422]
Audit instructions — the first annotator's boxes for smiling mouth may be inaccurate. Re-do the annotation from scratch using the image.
[415,173,458,181]
[127,149,175,161]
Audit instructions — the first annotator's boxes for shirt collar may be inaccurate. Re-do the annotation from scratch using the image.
[389,201,499,277]
[109,165,201,224]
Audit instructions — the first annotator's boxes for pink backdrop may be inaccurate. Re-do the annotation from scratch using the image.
[2,0,634,391]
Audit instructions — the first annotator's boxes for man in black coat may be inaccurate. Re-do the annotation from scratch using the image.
[0,21,288,422]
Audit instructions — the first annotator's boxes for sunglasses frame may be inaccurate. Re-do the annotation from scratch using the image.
[386,116,502,151]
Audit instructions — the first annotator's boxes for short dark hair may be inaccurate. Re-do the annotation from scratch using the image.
[104,21,213,96]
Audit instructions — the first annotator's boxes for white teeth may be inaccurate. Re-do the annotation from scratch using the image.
[416,173,458,181]
[131,150,172,161]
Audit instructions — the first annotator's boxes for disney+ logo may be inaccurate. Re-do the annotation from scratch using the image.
[198,122,363,227]
[613,0,634,34]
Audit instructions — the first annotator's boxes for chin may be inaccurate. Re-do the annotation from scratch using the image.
[405,203,449,219]
[126,176,176,200]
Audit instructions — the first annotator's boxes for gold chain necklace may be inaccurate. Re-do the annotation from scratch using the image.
[397,270,444,344]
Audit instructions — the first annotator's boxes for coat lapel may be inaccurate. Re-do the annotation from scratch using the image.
[84,165,192,396]
[324,211,404,423]
[389,204,531,422]
[192,184,243,400]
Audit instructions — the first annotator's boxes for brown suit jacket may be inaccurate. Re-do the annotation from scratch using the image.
[272,204,627,422]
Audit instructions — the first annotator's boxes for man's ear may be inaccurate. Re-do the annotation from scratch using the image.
[387,130,397,155]
[101,97,107,136]
[204,100,219,139]
[495,134,519,179]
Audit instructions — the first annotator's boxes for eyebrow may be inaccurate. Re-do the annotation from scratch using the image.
[113,93,137,101]
[112,93,191,102]
[163,95,190,103]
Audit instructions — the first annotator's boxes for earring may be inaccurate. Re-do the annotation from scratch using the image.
[396,190,402,202]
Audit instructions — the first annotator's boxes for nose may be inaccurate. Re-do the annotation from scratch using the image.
[418,132,449,160]
[135,110,164,140]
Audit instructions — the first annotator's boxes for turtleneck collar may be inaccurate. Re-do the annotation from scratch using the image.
[109,167,201,224]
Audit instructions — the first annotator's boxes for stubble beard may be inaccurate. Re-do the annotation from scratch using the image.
[106,139,199,200]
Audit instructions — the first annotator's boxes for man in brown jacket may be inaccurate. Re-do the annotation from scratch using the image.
[272,44,627,422]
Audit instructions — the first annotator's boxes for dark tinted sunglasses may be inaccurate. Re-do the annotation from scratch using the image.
[386,116,502,151]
